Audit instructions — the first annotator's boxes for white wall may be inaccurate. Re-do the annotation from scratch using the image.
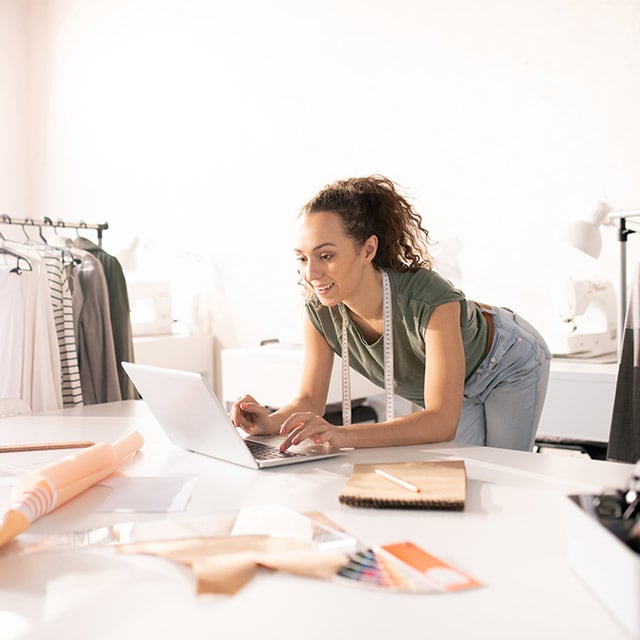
[0,0,29,215]
[3,0,640,349]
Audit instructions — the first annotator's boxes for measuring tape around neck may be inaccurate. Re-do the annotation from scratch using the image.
[340,270,395,426]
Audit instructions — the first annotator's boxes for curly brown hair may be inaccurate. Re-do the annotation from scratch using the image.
[299,175,432,272]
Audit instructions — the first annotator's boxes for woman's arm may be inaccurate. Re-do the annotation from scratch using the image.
[278,301,465,449]
[230,316,334,435]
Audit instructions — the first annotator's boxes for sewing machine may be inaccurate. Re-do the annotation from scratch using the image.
[549,279,617,358]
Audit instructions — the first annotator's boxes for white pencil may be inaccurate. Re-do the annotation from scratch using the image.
[374,468,421,493]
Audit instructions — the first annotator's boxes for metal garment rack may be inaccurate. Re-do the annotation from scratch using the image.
[0,214,109,247]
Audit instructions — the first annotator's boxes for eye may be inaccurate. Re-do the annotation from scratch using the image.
[320,253,332,261]
[295,255,307,264]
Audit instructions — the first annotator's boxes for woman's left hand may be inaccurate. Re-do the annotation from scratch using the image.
[278,412,350,452]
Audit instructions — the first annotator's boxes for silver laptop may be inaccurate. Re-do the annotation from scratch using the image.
[122,362,345,469]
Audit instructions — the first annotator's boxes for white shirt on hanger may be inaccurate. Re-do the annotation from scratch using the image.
[0,261,62,411]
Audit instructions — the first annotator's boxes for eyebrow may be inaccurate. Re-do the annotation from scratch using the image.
[294,242,337,253]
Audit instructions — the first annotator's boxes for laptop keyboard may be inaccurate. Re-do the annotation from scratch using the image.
[245,439,301,461]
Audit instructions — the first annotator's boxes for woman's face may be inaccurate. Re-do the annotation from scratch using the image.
[294,211,376,307]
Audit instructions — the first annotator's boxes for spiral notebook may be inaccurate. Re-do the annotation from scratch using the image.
[339,460,466,510]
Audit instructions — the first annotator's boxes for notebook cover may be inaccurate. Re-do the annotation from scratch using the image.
[338,460,466,510]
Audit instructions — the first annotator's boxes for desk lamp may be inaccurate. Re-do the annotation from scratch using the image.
[564,201,640,344]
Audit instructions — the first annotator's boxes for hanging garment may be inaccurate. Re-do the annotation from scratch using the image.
[74,237,136,400]
[36,247,83,406]
[608,263,640,463]
[0,255,62,412]
[70,247,122,405]
[3,239,83,407]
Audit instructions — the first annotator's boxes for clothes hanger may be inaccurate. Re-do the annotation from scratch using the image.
[36,216,78,266]
[0,216,34,274]
[39,217,53,244]
[20,217,37,243]
[75,220,96,245]
[22,217,51,250]
[0,243,33,275]
[0,214,14,244]
[52,219,82,265]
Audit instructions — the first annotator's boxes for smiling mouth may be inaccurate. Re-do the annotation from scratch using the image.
[314,283,334,295]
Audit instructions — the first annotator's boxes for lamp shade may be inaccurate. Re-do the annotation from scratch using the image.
[562,201,613,258]
[563,219,602,258]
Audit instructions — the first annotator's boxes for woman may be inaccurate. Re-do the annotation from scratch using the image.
[230,175,550,452]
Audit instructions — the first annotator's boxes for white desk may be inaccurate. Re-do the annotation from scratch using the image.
[0,401,635,640]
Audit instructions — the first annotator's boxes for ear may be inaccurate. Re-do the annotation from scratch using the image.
[362,234,378,263]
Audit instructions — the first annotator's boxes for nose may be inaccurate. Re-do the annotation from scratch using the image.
[303,256,323,281]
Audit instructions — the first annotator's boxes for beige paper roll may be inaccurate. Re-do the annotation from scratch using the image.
[0,430,144,547]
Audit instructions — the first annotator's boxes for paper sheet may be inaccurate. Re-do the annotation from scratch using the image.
[231,504,314,540]
[96,476,197,513]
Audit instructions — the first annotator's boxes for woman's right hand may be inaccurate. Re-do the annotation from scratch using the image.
[229,394,277,436]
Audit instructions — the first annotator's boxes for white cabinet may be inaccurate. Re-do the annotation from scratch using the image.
[220,344,382,410]
[133,334,215,386]
[536,360,618,444]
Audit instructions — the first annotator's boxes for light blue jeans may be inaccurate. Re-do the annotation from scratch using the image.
[454,306,551,451]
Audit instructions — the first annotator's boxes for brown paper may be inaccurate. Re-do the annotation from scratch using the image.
[192,553,258,595]
[255,548,348,579]
[118,534,348,594]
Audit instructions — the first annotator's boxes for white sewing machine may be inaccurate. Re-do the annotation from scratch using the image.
[549,279,617,358]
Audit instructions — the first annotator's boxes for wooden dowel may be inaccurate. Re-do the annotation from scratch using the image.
[0,441,95,453]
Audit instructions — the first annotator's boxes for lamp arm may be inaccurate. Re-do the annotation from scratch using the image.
[606,209,640,221]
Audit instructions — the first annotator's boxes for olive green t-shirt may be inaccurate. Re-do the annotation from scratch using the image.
[305,268,489,408]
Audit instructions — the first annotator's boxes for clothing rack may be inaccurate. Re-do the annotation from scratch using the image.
[0,214,109,247]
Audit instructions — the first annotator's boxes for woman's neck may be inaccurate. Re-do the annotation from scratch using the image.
[343,268,384,339]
